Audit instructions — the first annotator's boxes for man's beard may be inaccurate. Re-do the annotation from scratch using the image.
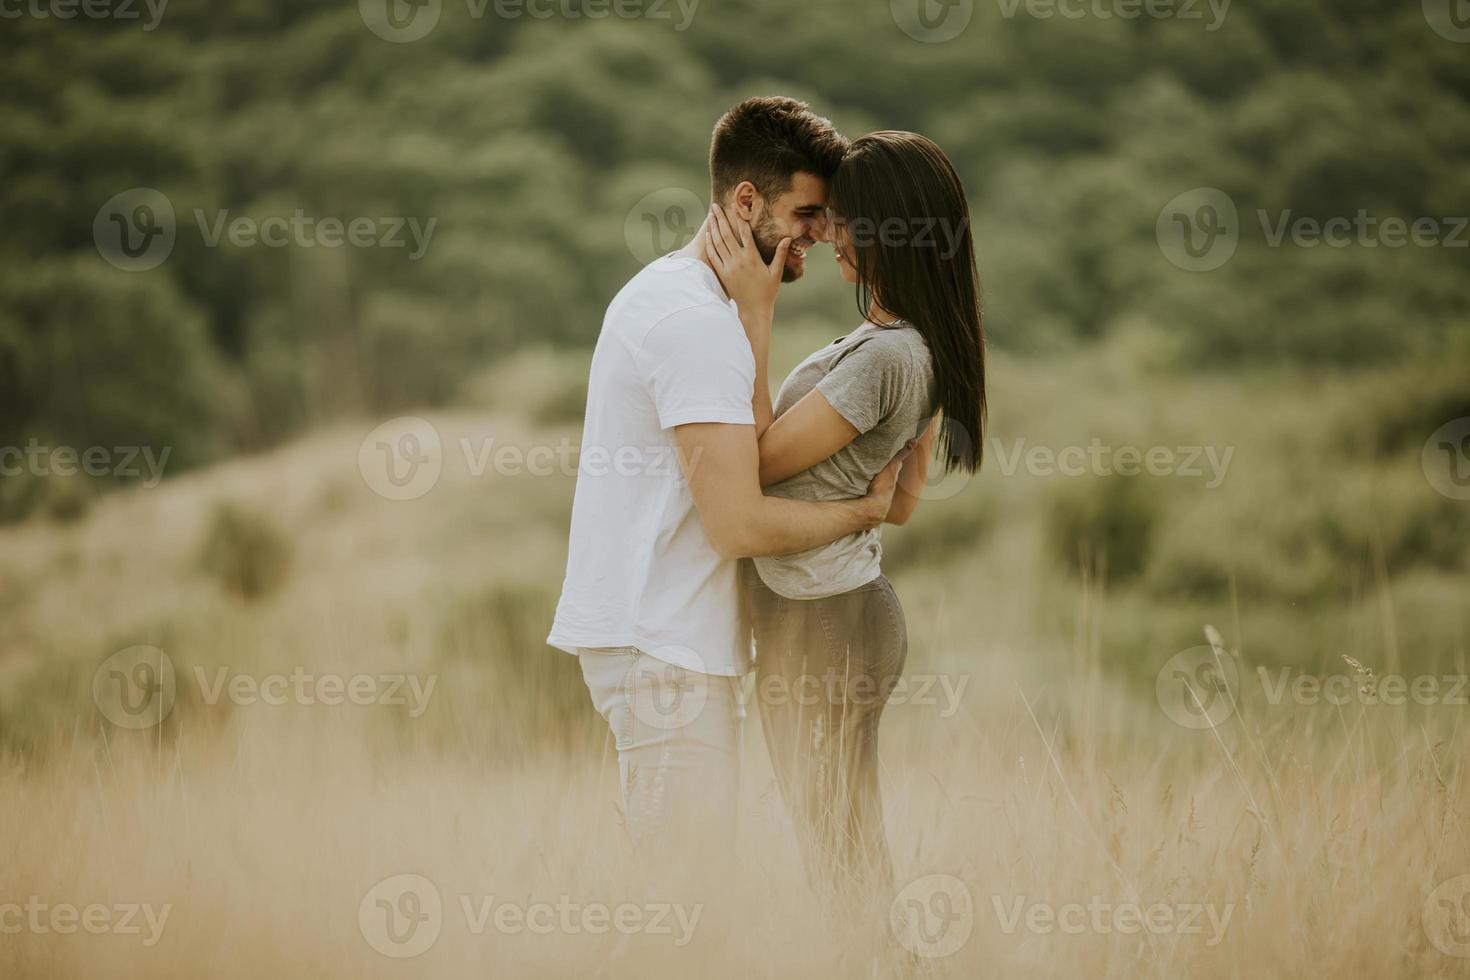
[751,212,802,283]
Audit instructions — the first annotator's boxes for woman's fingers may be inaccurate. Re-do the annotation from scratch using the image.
[711,205,739,252]
[769,237,791,279]
[733,210,754,249]
[704,213,730,265]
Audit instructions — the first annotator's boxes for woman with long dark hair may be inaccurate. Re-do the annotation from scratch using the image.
[704,130,987,894]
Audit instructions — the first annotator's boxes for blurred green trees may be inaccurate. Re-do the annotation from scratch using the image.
[1,0,1467,519]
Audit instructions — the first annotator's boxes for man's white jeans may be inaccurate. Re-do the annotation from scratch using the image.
[578,647,744,850]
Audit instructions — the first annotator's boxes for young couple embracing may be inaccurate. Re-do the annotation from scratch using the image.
[549,96,986,898]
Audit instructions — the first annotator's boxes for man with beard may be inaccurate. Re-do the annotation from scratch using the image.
[547,96,911,853]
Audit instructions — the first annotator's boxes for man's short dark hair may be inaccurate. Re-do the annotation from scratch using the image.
[709,96,848,203]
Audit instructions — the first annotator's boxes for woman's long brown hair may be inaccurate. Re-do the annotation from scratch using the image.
[830,131,987,473]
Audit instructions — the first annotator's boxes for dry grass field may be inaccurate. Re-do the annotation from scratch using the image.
[2,338,1467,978]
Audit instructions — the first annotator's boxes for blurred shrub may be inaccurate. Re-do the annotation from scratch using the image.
[1336,356,1470,459]
[1146,494,1346,603]
[1047,475,1159,584]
[0,470,98,526]
[0,260,233,524]
[1317,476,1470,575]
[198,501,292,601]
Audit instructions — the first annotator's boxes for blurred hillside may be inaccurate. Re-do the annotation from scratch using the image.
[2,333,1466,751]
[3,0,1469,520]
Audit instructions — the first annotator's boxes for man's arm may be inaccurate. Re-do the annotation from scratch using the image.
[674,422,910,559]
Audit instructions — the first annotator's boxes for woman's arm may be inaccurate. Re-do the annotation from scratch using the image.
[740,308,777,438]
[886,416,938,525]
[755,387,861,487]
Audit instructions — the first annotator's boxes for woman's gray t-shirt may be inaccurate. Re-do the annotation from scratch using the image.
[753,321,936,600]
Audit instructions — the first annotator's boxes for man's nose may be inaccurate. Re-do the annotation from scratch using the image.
[813,214,833,243]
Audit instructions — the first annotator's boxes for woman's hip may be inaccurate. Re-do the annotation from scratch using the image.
[746,569,909,682]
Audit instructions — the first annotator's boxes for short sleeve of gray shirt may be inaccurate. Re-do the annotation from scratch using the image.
[815,328,926,435]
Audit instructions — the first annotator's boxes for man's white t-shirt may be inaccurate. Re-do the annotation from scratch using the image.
[547,255,756,677]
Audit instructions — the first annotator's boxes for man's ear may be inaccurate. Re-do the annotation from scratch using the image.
[730,180,760,222]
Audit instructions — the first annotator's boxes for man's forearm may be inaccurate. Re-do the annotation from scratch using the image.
[734,493,871,558]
